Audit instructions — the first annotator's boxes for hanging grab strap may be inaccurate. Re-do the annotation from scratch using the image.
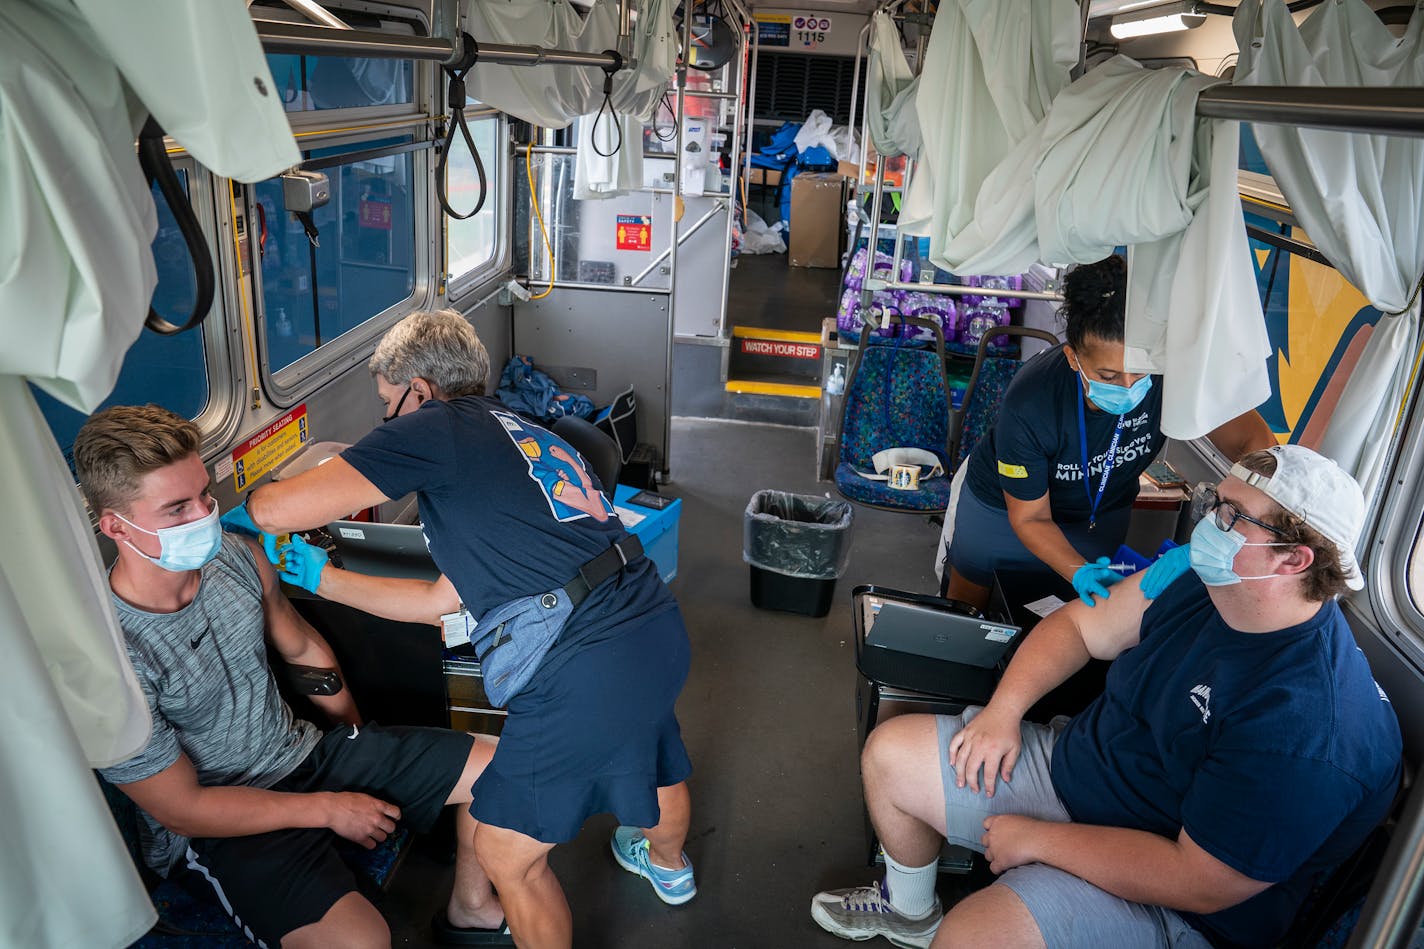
[590,50,625,159]
[137,117,215,335]
[436,32,488,220]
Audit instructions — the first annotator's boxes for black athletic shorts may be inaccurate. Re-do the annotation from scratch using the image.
[179,723,474,947]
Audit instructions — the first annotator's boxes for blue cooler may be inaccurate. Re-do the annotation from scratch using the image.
[614,484,681,582]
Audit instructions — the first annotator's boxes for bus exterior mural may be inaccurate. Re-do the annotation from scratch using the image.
[1248,211,1385,449]
[1241,127,1385,448]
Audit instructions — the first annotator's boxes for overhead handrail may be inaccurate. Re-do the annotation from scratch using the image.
[1196,85,1424,138]
[435,32,488,219]
[136,118,216,335]
[254,21,628,70]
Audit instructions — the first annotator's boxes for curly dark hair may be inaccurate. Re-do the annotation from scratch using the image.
[1061,255,1127,351]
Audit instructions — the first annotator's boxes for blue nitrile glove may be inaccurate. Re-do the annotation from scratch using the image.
[1140,543,1192,599]
[220,500,260,537]
[279,536,328,594]
[221,499,282,564]
[1072,556,1124,606]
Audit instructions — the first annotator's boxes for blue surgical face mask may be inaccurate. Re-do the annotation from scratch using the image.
[1188,516,1291,586]
[1068,353,1153,415]
[1085,374,1152,415]
[117,500,223,572]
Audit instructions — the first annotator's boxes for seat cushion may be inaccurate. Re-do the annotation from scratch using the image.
[835,464,952,512]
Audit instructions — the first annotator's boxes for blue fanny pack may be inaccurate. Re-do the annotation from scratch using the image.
[472,534,644,707]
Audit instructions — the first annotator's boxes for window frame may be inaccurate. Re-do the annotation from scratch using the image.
[251,133,436,406]
[445,111,511,301]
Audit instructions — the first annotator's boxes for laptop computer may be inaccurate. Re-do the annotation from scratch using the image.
[854,587,1021,704]
[862,595,1020,669]
[327,520,441,582]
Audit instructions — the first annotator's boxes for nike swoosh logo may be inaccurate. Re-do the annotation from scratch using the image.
[348,725,360,740]
[189,635,205,649]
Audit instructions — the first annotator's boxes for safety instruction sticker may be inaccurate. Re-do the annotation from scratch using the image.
[616,214,652,251]
[753,13,791,46]
[792,14,832,49]
[740,339,821,359]
[231,405,309,491]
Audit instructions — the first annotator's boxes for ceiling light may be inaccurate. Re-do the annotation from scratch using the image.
[1109,2,1207,39]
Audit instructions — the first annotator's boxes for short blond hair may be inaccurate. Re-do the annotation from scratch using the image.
[73,405,201,514]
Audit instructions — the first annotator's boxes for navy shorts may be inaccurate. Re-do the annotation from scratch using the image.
[182,723,473,947]
[947,486,1131,587]
[471,605,693,843]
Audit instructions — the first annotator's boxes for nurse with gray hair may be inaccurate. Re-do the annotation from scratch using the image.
[224,309,697,948]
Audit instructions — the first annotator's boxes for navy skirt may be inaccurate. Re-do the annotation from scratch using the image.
[947,486,1132,587]
[469,605,693,843]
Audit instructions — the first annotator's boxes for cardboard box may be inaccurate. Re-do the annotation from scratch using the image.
[748,167,783,186]
[789,173,847,269]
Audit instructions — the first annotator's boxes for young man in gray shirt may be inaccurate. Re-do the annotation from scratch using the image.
[79,405,507,948]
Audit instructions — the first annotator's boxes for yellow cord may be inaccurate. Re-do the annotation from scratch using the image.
[525,140,556,300]
[226,180,262,406]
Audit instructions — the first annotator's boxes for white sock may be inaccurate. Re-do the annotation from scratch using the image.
[884,852,938,920]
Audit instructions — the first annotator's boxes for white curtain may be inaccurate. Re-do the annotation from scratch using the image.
[916,55,1270,438]
[1,1,300,944]
[898,0,1079,248]
[466,0,676,127]
[1233,0,1424,500]
[865,11,922,159]
[574,112,645,198]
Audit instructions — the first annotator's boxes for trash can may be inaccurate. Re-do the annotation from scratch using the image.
[743,490,854,617]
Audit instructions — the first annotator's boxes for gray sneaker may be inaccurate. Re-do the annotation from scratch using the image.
[810,879,942,948]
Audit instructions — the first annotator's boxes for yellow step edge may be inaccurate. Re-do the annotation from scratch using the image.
[724,379,822,399]
[731,326,823,344]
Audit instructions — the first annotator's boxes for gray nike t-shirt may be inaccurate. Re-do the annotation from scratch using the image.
[99,535,321,874]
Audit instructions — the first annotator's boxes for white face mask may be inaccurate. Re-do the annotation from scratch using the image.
[115,500,223,572]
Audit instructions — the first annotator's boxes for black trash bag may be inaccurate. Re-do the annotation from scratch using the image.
[742,490,854,581]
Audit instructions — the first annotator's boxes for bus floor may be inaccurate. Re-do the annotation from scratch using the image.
[383,418,984,948]
[727,253,840,336]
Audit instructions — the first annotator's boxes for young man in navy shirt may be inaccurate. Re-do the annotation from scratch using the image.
[813,444,1401,948]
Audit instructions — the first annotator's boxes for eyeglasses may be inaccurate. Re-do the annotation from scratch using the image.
[1191,483,1287,537]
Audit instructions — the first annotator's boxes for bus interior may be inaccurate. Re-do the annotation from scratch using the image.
[4,0,1424,945]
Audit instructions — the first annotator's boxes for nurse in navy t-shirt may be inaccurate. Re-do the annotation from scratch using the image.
[241,311,697,946]
[937,256,1275,610]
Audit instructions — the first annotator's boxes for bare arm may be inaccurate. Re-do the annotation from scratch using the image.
[1205,409,1277,461]
[244,537,360,727]
[117,753,400,848]
[947,574,1150,795]
[1004,491,1092,585]
[983,817,1270,915]
[313,566,462,627]
[248,458,391,534]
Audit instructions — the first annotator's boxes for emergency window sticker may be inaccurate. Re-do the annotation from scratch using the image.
[998,460,1029,479]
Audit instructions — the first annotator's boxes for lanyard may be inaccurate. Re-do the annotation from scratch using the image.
[1077,383,1126,531]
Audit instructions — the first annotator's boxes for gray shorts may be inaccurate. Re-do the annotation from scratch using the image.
[935,709,1212,949]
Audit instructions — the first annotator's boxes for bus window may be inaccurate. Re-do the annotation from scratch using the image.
[35,171,210,471]
[264,55,415,112]
[1246,211,1384,449]
[255,140,417,374]
[446,115,502,288]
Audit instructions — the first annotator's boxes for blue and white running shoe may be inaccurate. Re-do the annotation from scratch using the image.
[610,826,697,905]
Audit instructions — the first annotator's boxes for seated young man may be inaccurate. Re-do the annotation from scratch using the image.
[77,406,506,949]
[812,444,1402,949]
